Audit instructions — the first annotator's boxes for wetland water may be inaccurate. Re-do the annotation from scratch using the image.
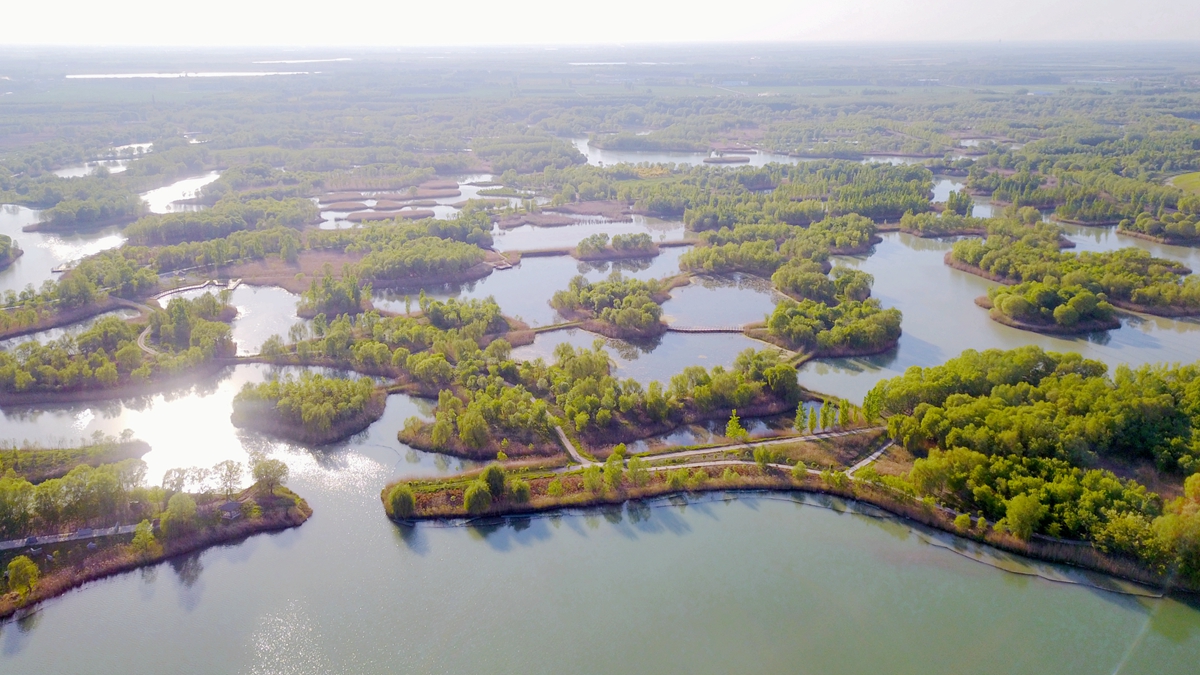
[5,184,1200,671]
[0,204,126,292]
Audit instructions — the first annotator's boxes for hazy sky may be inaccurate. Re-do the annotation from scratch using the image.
[5,0,1199,46]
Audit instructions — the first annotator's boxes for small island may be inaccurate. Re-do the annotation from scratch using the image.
[231,372,386,445]
[0,234,22,271]
[550,271,681,339]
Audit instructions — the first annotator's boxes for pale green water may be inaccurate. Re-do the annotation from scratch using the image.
[4,213,1200,673]
[798,232,1200,401]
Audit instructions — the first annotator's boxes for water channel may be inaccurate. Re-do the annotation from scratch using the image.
[3,165,1200,671]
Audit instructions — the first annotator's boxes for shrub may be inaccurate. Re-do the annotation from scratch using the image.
[791,461,807,481]
[388,484,416,518]
[667,468,689,489]
[754,446,774,471]
[129,519,160,557]
[954,513,972,532]
[510,479,531,503]
[464,481,492,513]
[547,478,564,496]
[6,555,39,597]
[582,465,604,493]
[480,464,506,497]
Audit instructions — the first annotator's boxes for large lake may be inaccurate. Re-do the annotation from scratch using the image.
[4,173,1200,671]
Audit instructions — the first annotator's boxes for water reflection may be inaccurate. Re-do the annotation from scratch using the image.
[140,172,221,214]
[511,327,773,385]
[0,204,126,293]
[799,232,1200,401]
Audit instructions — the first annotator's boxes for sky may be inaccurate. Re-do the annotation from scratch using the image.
[4,0,1199,46]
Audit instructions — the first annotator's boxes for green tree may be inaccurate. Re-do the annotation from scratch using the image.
[464,481,492,513]
[628,456,650,487]
[129,519,160,557]
[213,460,243,499]
[794,405,809,433]
[582,465,604,493]
[480,464,506,498]
[1005,493,1048,541]
[388,484,416,518]
[510,479,531,503]
[604,453,624,489]
[160,492,197,539]
[251,458,288,492]
[6,555,38,598]
[726,409,749,442]
[458,408,489,449]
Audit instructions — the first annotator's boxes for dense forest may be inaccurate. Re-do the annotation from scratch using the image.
[864,346,1200,582]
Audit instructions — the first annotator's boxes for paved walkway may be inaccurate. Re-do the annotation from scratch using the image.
[555,425,593,466]
[645,427,883,463]
[0,524,139,552]
[846,440,894,477]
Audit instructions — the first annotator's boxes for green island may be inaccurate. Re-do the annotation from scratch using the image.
[231,372,386,445]
[0,450,308,619]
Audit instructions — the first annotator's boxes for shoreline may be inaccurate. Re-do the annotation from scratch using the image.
[975,297,1124,334]
[231,390,387,445]
[1116,227,1200,248]
[0,361,230,408]
[0,493,311,621]
[383,471,1191,597]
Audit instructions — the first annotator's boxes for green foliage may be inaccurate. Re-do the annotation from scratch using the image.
[767,298,901,353]
[0,459,146,537]
[463,481,492,513]
[754,446,774,470]
[1004,493,1048,541]
[388,484,416,518]
[869,346,1200,471]
[124,196,317,245]
[480,464,506,498]
[951,222,1200,313]
[603,453,624,489]
[989,280,1115,328]
[129,519,160,557]
[509,479,531,503]
[726,410,749,442]
[582,465,604,493]
[160,492,198,539]
[149,292,235,357]
[234,373,377,433]
[299,268,368,317]
[251,458,289,491]
[551,272,664,333]
[945,190,974,217]
[6,555,39,597]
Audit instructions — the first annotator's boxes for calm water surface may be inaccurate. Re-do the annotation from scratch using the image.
[799,232,1200,401]
[5,194,1200,671]
[140,172,221,214]
[372,248,691,327]
[0,204,125,292]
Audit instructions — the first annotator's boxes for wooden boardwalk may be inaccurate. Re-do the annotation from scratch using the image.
[664,325,747,334]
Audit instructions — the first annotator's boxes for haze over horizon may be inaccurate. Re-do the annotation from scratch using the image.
[4,0,1199,47]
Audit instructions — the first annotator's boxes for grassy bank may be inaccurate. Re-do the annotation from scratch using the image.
[0,485,312,620]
